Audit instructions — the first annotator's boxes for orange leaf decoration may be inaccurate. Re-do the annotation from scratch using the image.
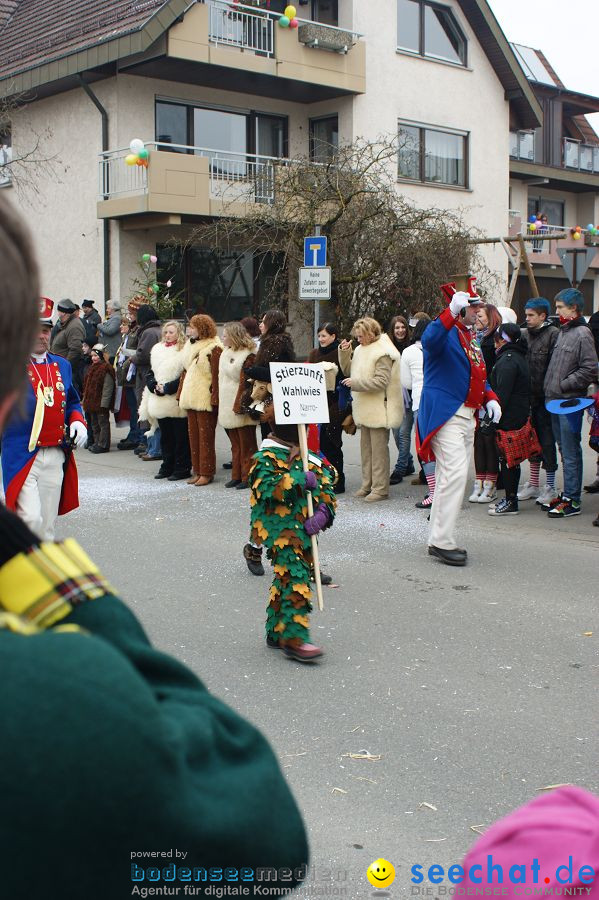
[274,622,286,633]
[292,615,310,628]
[292,583,312,599]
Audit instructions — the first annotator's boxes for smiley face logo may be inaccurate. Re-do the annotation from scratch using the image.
[367,858,395,889]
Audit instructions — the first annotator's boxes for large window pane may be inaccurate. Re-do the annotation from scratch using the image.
[0,129,12,187]
[424,129,464,185]
[194,108,247,159]
[310,116,339,163]
[518,131,534,161]
[155,102,188,150]
[424,5,464,64]
[398,125,420,180]
[190,249,254,321]
[397,0,420,52]
[256,115,285,159]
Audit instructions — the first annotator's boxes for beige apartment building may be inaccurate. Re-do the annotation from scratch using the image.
[1,0,552,338]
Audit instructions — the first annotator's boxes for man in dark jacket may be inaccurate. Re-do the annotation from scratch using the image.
[488,323,530,516]
[543,288,598,517]
[518,298,558,506]
[81,298,101,345]
[0,192,308,900]
[50,298,86,392]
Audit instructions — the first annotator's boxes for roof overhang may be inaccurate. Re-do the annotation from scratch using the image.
[0,0,188,99]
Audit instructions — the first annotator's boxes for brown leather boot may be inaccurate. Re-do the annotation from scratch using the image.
[243,543,264,576]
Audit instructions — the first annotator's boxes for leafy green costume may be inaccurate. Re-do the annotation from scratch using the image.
[249,441,336,646]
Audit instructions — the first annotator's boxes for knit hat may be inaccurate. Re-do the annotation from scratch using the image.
[136,305,159,326]
[462,787,599,895]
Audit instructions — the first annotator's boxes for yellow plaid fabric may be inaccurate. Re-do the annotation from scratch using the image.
[0,539,114,630]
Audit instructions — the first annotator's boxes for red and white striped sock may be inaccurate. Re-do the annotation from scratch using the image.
[529,461,540,488]
[485,473,498,484]
[425,472,436,499]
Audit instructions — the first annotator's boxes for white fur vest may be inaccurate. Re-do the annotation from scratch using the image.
[179,337,223,412]
[146,342,187,420]
[350,334,404,429]
[218,347,255,429]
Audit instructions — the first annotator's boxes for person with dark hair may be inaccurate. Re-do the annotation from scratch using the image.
[469,303,502,503]
[82,343,115,454]
[487,323,530,516]
[542,288,598,517]
[518,297,559,505]
[131,303,162,460]
[0,193,308,897]
[240,316,261,344]
[308,322,345,493]
[388,315,414,482]
[81,298,101,345]
[244,309,295,442]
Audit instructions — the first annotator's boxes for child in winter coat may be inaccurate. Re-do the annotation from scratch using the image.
[82,344,115,453]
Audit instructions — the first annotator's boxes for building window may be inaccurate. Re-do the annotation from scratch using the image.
[155,100,287,161]
[397,0,466,66]
[0,127,12,188]
[399,122,467,187]
[310,115,339,162]
[527,197,564,228]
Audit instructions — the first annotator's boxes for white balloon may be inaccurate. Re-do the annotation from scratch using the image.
[129,138,144,154]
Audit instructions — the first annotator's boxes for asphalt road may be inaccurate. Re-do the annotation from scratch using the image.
[57,425,598,899]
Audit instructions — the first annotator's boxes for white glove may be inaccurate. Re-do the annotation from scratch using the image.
[69,421,88,449]
[449,291,471,317]
[486,400,502,424]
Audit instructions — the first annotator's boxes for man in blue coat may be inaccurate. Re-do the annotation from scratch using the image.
[2,297,88,540]
[418,278,501,566]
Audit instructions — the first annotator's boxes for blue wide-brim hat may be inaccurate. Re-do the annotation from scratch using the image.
[546,397,594,414]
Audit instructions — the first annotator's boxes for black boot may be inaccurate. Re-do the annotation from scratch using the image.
[243,543,264,576]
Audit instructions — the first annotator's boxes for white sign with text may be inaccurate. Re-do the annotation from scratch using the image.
[299,267,331,300]
[269,362,330,425]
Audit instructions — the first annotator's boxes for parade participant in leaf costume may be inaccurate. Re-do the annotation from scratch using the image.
[248,400,337,664]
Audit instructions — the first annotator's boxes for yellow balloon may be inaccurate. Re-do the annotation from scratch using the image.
[125,154,138,166]
[572,232,581,240]
[284,5,297,19]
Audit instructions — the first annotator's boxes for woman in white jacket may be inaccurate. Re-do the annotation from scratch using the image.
[400,317,436,509]
[338,317,403,502]
[145,321,190,481]
[218,322,258,490]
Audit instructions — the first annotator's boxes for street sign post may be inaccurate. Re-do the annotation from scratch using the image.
[557,247,596,288]
[299,267,331,300]
[304,235,327,267]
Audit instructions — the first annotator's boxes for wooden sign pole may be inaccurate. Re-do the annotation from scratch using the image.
[297,423,324,612]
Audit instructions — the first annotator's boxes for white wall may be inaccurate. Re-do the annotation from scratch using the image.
[351,0,510,301]
[9,81,117,309]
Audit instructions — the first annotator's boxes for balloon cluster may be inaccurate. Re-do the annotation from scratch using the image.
[568,226,584,241]
[278,4,299,28]
[125,139,149,168]
[586,223,598,235]
[527,214,547,233]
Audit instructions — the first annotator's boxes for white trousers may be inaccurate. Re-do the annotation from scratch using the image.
[16,447,65,541]
[428,411,475,551]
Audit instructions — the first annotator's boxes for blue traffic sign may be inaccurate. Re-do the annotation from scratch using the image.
[304,235,327,268]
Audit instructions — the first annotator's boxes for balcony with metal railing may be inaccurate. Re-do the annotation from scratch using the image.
[507,215,599,269]
[97,142,290,221]
[166,1,365,100]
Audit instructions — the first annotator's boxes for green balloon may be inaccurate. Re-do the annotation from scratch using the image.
[142,253,151,261]
[138,148,149,160]
[152,283,160,292]
[278,15,290,26]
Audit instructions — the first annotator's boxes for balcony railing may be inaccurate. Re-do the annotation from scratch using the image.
[509,130,535,162]
[203,0,362,57]
[208,0,274,57]
[98,142,290,205]
[563,138,599,174]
